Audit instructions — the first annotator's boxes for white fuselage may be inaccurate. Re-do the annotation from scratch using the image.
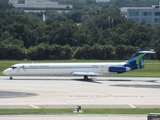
[3,62,126,76]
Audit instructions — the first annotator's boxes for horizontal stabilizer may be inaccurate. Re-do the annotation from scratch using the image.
[71,71,99,76]
[138,50,155,53]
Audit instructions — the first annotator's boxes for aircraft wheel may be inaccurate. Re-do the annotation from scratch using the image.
[10,76,12,80]
[84,75,88,80]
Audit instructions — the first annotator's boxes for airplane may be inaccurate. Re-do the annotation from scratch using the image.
[3,49,155,80]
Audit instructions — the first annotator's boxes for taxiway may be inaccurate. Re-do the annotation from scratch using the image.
[0,76,160,109]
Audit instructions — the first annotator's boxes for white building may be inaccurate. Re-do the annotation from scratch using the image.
[121,4,160,25]
[96,0,110,2]
[9,0,73,13]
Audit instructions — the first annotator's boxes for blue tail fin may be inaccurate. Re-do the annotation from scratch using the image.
[125,49,155,70]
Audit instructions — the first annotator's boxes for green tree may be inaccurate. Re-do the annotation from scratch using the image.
[92,44,104,59]
[73,45,92,59]
[0,44,24,60]
[115,44,127,60]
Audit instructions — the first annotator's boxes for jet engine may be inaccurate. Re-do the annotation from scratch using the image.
[108,66,131,73]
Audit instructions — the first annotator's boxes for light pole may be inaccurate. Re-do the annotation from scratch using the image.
[108,16,110,29]
[112,18,114,28]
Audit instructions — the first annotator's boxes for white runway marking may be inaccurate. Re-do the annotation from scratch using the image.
[29,104,39,109]
[128,104,137,108]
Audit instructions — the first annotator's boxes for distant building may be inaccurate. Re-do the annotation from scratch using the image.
[96,0,110,2]
[9,0,73,13]
[121,4,160,25]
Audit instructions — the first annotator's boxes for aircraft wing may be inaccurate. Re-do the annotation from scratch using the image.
[71,71,99,76]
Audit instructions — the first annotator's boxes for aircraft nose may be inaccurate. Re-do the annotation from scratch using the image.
[3,69,10,75]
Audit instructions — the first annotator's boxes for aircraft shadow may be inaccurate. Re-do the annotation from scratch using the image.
[6,78,102,84]
[111,84,160,89]
[72,78,102,84]
[107,79,158,83]
[5,77,157,84]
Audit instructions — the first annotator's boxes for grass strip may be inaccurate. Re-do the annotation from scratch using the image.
[0,108,160,114]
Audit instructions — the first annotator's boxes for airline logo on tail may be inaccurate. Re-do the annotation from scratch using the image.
[126,49,155,70]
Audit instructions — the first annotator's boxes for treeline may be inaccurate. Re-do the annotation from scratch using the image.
[0,0,160,60]
[0,44,158,60]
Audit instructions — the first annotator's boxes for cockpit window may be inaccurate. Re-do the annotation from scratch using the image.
[10,66,17,69]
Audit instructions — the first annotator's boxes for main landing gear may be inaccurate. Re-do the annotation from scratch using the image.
[84,75,89,80]
[10,76,12,80]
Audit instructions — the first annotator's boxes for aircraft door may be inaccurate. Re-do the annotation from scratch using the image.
[16,67,20,74]
[100,66,105,73]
